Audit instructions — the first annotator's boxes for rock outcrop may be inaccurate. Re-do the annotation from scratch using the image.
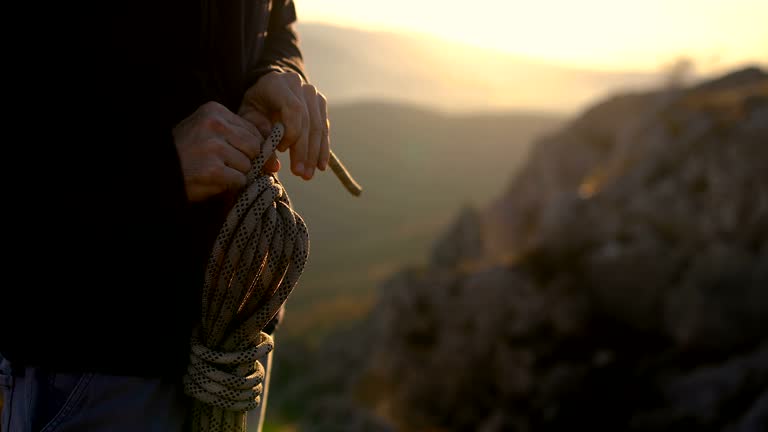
[295,67,768,432]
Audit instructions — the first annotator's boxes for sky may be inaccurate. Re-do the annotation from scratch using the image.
[296,0,767,73]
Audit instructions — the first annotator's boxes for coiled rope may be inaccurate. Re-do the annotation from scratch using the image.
[183,123,361,432]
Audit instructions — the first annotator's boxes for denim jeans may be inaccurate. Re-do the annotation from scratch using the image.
[0,352,272,432]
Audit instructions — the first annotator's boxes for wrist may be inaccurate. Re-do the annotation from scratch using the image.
[243,65,285,96]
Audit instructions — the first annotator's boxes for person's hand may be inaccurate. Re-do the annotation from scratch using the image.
[239,70,330,180]
[173,101,266,202]
[236,108,281,174]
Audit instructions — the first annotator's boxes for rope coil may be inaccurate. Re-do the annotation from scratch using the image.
[183,123,360,432]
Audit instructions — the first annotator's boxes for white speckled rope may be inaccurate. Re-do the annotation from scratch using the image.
[183,123,361,432]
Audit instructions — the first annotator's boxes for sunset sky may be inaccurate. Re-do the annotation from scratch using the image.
[297,0,767,73]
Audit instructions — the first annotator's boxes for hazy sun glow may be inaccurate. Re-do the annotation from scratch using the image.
[297,0,767,72]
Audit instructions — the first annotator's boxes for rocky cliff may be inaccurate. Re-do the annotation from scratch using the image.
[290,67,768,432]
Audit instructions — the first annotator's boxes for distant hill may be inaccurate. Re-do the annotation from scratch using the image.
[274,101,563,340]
[297,22,662,114]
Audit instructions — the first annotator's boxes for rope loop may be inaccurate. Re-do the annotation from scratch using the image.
[183,330,273,412]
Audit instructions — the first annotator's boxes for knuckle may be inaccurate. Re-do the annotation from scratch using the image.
[205,138,224,153]
[201,101,223,113]
[286,72,303,85]
[204,115,225,131]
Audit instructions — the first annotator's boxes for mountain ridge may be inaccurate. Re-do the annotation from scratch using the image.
[296,22,664,114]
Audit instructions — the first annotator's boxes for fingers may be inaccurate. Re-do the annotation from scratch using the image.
[241,71,332,180]
[303,85,322,179]
[247,72,309,176]
[175,101,265,202]
[292,84,329,179]
[288,86,309,178]
[240,110,280,174]
[216,113,265,161]
[215,138,252,174]
[258,73,307,153]
[300,85,330,176]
[214,164,248,193]
[193,163,247,200]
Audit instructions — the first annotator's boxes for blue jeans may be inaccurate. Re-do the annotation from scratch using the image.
[0,353,272,432]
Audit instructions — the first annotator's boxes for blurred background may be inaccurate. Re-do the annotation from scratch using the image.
[264,1,768,431]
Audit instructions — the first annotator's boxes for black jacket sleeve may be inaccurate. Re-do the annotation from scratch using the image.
[244,0,309,92]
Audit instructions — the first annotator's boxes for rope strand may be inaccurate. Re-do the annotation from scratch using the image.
[329,151,363,196]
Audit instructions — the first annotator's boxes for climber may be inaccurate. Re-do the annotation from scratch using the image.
[0,1,326,430]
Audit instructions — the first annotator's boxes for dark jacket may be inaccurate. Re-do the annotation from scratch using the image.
[0,0,306,378]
